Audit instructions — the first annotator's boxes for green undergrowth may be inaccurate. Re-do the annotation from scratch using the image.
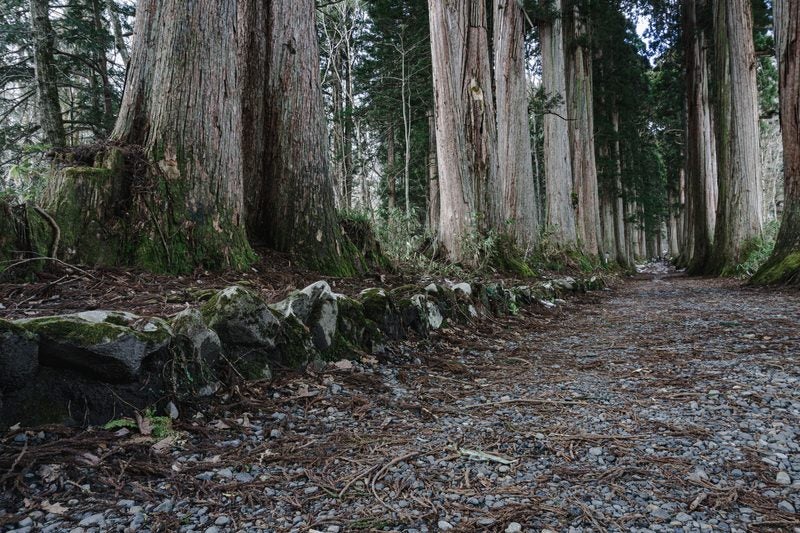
[103,408,173,439]
[734,221,779,278]
[339,208,616,280]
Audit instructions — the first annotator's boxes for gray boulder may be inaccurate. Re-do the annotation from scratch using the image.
[412,294,443,330]
[202,286,281,350]
[0,319,39,390]
[172,308,222,365]
[170,308,222,389]
[552,276,577,292]
[359,288,404,339]
[16,311,171,383]
[272,281,339,351]
[201,286,282,379]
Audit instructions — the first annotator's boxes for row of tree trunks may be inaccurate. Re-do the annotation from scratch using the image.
[430,0,557,262]
[753,0,800,284]
[611,111,631,267]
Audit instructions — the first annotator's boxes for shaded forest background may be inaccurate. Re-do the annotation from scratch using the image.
[0,0,793,281]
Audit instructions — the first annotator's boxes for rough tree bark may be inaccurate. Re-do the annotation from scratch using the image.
[684,0,718,274]
[753,0,800,284]
[243,0,357,275]
[566,4,601,256]
[493,0,539,249]
[428,0,497,262]
[708,0,763,274]
[38,0,253,272]
[111,0,253,271]
[30,0,65,148]
[427,109,440,233]
[540,0,577,247]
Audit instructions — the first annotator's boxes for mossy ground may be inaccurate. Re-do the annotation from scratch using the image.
[751,251,800,285]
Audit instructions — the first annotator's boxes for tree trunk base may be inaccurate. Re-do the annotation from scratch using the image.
[38,146,255,273]
[751,251,800,285]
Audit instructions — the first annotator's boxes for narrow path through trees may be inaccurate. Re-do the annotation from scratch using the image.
[3,275,799,530]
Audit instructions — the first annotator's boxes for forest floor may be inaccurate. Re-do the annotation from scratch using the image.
[2,271,800,533]
[0,249,401,321]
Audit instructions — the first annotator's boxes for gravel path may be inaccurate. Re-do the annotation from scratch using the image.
[3,274,800,532]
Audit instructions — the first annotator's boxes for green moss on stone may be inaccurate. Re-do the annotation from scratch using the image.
[274,314,316,368]
[17,312,169,347]
[20,317,125,346]
[0,318,36,340]
[336,296,383,353]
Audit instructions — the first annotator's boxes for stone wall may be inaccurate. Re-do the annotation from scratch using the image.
[0,276,604,429]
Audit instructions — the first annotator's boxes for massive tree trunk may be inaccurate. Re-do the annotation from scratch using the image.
[242,0,356,275]
[30,0,65,148]
[566,4,601,256]
[39,0,355,274]
[708,0,763,274]
[40,0,253,272]
[753,0,800,284]
[540,0,577,247]
[428,0,497,262]
[105,0,251,271]
[493,0,538,249]
[684,0,718,274]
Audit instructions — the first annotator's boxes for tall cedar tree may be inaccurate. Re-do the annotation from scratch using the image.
[707,0,763,273]
[540,0,578,247]
[683,0,718,273]
[753,0,800,284]
[428,0,498,262]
